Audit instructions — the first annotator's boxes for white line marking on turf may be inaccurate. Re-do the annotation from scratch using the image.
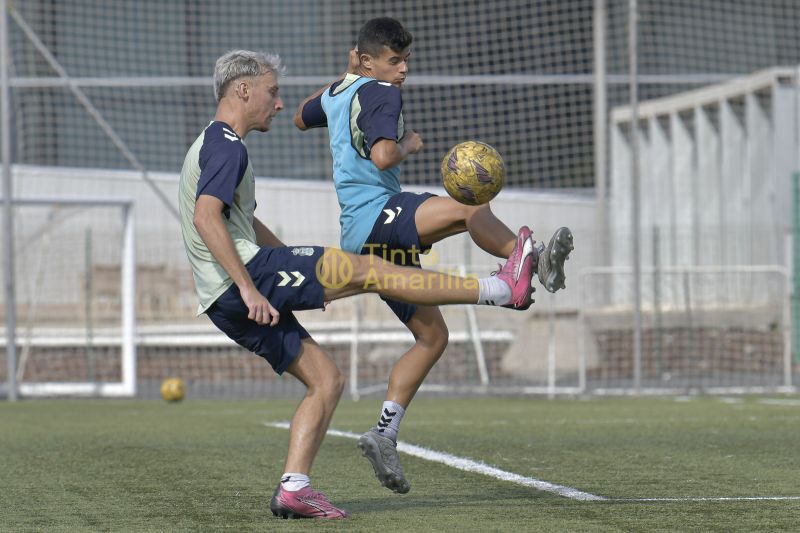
[265,422,800,503]
[264,421,605,501]
[718,397,744,404]
[758,398,800,406]
[616,497,800,502]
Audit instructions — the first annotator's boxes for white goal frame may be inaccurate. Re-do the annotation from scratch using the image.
[1,197,136,398]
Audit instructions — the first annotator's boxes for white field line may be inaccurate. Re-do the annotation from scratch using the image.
[615,497,800,502]
[265,422,800,503]
[264,421,605,501]
[758,398,800,406]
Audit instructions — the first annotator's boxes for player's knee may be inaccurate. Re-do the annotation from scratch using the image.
[464,202,490,221]
[320,368,346,400]
[445,201,487,232]
[418,322,449,354]
[334,369,346,396]
[434,326,450,353]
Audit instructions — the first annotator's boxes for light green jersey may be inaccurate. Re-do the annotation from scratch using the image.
[178,121,260,314]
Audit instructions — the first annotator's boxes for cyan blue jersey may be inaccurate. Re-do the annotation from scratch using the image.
[318,74,404,252]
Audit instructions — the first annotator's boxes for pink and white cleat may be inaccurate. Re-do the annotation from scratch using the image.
[494,226,537,310]
[269,484,348,520]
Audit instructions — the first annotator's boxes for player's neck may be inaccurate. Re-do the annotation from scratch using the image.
[214,107,248,139]
[354,66,376,80]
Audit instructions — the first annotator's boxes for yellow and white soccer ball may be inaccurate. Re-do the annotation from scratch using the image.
[160,377,185,402]
[441,140,505,205]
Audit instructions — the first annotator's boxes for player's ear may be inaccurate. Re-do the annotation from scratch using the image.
[359,52,373,71]
[235,79,249,100]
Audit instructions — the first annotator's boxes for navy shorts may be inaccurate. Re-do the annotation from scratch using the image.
[361,191,436,323]
[206,246,326,375]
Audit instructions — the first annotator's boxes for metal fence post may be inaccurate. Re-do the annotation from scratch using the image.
[792,172,800,365]
[1,0,17,401]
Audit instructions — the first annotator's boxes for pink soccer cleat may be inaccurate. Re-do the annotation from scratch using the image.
[269,484,348,520]
[494,226,536,310]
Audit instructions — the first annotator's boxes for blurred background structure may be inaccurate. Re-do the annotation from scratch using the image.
[1,0,799,399]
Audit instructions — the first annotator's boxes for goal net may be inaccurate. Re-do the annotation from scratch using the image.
[0,198,136,397]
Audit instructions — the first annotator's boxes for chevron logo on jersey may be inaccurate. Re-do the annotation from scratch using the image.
[222,127,239,142]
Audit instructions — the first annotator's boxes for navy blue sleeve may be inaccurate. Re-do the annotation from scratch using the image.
[355,81,403,151]
[197,122,248,217]
[301,93,327,129]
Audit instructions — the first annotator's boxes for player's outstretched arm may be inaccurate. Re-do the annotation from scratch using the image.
[194,195,280,326]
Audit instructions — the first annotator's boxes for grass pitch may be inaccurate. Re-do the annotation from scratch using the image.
[2,396,799,531]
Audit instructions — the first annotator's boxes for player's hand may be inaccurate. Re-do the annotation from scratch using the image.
[240,285,280,326]
[401,129,423,155]
[346,47,360,75]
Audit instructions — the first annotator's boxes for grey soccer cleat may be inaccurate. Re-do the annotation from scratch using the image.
[357,429,410,494]
[535,227,574,293]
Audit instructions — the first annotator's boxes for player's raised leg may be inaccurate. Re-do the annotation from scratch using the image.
[321,229,536,310]
[414,196,574,293]
[269,338,348,519]
[414,195,516,257]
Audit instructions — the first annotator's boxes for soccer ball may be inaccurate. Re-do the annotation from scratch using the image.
[160,377,185,402]
[441,141,505,205]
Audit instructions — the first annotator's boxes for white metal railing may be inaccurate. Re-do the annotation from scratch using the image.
[610,66,800,270]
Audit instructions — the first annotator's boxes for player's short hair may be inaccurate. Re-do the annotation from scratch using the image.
[213,50,284,102]
[357,17,413,58]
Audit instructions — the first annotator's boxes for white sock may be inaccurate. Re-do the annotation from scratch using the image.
[478,276,512,306]
[280,472,310,492]
[374,400,405,442]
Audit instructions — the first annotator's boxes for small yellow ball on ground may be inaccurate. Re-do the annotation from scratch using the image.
[160,377,185,402]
